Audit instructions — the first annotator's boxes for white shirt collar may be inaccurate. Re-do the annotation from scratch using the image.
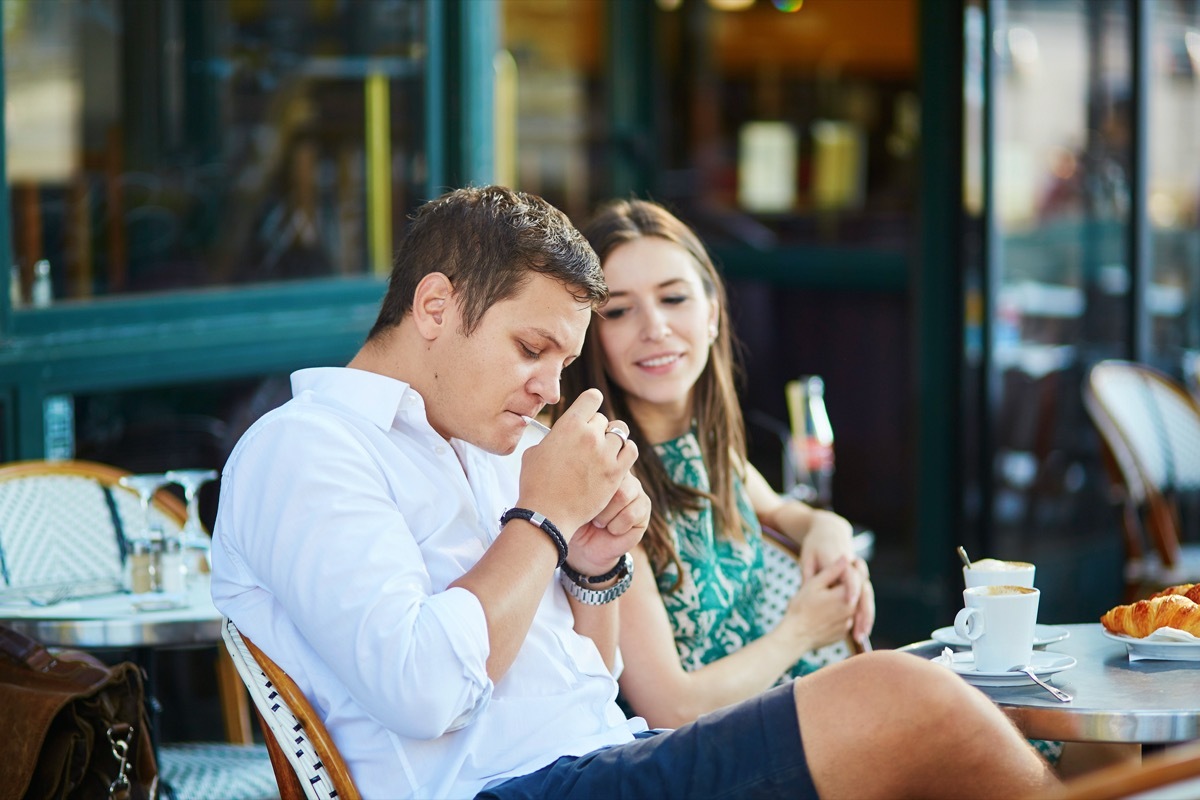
[291,366,418,432]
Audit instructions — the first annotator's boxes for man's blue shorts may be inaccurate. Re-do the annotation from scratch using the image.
[476,681,817,800]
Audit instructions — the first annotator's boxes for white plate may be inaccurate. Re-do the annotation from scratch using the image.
[931,650,1077,687]
[931,624,1071,649]
[1101,630,1200,661]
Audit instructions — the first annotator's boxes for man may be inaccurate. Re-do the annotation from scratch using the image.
[213,185,1058,799]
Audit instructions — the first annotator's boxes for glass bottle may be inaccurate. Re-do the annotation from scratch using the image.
[9,264,21,308]
[31,259,52,307]
[785,375,835,507]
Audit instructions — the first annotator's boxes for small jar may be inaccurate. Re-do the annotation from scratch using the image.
[129,540,155,594]
[159,538,186,594]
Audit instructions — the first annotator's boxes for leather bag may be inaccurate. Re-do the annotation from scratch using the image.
[0,625,157,800]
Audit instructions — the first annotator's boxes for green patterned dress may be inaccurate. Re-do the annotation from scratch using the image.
[654,431,819,680]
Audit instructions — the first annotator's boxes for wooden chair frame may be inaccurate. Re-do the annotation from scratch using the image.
[1036,739,1200,800]
[221,618,361,800]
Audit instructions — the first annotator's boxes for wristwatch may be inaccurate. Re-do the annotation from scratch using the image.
[558,553,634,605]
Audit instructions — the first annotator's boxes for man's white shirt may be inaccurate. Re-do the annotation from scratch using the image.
[212,367,642,799]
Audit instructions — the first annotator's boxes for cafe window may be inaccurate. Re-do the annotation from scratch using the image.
[499,0,602,225]
[986,0,1133,553]
[1147,0,1200,372]
[4,0,426,305]
[649,0,919,251]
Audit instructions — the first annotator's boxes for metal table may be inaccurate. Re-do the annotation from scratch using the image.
[0,581,232,758]
[0,584,222,648]
[900,623,1200,744]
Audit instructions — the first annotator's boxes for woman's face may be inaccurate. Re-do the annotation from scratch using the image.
[595,236,718,428]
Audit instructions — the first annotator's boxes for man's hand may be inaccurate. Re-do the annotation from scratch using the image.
[516,389,637,536]
[566,469,650,577]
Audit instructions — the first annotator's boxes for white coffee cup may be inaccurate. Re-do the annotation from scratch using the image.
[953,585,1040,672]
[963,558,1035,589]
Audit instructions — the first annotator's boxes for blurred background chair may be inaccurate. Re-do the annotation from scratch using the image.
[222,618,361,800]
[1083,361,1200,599]
[0,459,273,800]
[0,460,184,598]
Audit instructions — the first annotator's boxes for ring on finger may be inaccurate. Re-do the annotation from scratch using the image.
[605,426,629,445]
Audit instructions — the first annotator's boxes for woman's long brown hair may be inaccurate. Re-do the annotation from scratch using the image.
[557,199,749,589]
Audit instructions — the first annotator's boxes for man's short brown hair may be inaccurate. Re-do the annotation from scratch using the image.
[368,186,607,339]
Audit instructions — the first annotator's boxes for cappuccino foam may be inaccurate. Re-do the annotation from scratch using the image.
[973,585,1037,596]
[971,558,1033,571]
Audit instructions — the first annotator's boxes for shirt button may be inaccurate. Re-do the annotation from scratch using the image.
[435,445,446,455]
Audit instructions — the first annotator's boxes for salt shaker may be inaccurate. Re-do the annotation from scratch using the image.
[129,540,156,594]
[159,537,186,593]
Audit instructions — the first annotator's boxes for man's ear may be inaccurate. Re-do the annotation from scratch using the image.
[411,272,455,340]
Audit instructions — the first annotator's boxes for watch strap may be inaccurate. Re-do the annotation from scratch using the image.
[558,553,634,605]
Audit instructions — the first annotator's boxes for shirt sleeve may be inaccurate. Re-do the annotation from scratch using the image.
[217,410,493,739]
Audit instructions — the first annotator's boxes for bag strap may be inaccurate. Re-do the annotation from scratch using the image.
[0,624,110,688]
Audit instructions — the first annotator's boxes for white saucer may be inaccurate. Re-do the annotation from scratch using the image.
[931,650,1077,687]
[931,624,1070,649]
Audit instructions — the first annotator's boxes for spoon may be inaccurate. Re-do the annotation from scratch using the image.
[1016,667,1073,703]
[957,546,973,569]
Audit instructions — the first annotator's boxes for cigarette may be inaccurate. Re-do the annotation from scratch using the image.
[521,416,551,440]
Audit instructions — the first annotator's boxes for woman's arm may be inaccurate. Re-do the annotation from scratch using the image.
[616,545,852,728]
[743,461,852,560]
[742,460,875,640]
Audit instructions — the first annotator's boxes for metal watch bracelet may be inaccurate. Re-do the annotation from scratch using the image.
[558,553,634,605]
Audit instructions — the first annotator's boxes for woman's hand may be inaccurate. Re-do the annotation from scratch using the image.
[797,508,853,578]
[778,557,856,653]
[744,462,877,641]
[798,509,875,641]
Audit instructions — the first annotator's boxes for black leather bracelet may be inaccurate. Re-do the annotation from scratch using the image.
[561,555,628,586]
[500,507,567,567]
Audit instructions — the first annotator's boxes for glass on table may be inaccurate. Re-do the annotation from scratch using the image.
[118,473,172,593]
[164,469,218,590]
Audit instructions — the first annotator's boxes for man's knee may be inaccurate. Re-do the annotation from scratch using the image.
[793,651,994,740]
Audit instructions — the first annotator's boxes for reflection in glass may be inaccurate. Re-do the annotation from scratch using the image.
[653,0,919,250]
[1147,0,1200,374]
[500,0,601,224]
[990,0,1131,550]
[4,0,426,302]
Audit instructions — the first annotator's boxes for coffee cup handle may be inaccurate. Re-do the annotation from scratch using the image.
[954,607,985,641]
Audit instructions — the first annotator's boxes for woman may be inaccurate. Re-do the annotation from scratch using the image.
[557,199,874,728]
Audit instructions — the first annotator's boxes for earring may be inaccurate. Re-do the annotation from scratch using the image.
[708,324,718,344]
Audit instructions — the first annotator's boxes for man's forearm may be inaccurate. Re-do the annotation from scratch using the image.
[451,519,563,681]
[566,592,620,672]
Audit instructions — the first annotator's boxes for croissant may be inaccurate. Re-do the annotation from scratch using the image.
[1100,594,1200,638]
[1149,583,1200,604]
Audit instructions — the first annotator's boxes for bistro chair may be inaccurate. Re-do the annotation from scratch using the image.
[0,459,185,597]
[221,617,362,800]
[1036,737,1200,800]
[0,459,272,799]
[1083,361,1200,599]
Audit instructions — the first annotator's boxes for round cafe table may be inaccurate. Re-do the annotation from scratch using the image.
[899,623,1200,745]
[0,577,223,649]
[0,590,222,648]
[0,580,244,751]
